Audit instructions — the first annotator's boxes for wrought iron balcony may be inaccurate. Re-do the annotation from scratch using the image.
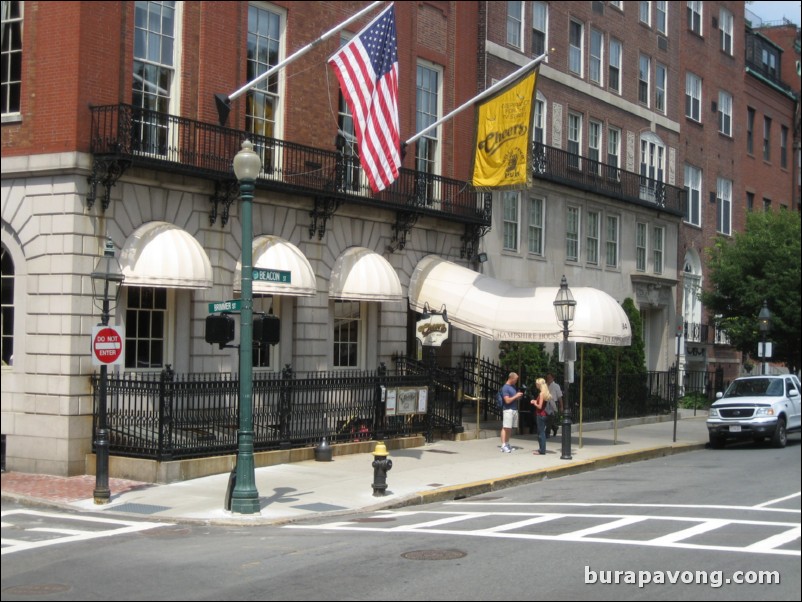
[531,142,685,217]
[88,104,489,227]
[683,321,710,344]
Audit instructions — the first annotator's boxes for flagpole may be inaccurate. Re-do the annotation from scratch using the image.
[404,51,549,146]
[215,0,385,125]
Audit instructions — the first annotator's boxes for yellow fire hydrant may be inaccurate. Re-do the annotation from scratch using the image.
[371,441,393,496]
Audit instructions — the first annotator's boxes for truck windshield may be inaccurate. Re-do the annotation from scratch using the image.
[724,378,783,397]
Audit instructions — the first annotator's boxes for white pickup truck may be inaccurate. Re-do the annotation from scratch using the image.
[706,374,802,448]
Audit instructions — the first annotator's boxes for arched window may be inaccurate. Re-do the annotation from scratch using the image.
[1,243,14,366]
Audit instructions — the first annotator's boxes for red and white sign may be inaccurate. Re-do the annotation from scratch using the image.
[92,325,125,366]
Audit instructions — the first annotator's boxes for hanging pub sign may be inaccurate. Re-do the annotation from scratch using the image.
[415,304,450,347]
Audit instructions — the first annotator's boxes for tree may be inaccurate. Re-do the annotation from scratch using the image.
[700,209,801,374]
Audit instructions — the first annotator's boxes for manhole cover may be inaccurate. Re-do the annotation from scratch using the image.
[401,549,467,561]
[350,517,397,523]
[3,584,72,596]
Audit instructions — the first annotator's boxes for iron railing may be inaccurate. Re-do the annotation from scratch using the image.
[89,104,488,225]
[92,364,462,461]
[684,321,710,344]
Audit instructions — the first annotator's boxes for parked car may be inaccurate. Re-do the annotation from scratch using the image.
[707,375,801,448]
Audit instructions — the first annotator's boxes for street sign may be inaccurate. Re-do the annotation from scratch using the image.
[252,268,291,283]
[92,325,124,366]
[208,300,242,313]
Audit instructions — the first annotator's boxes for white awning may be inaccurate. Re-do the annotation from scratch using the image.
[329,247,403,302]
[409,255,631,346]
[234,235,317,297]
[120,221,213,289]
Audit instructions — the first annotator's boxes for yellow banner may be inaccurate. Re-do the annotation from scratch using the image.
[471,68,537,191]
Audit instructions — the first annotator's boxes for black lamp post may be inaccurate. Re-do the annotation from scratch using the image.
[553,275,576,460]
[758,300,771,376]
[90,238,124,504]
[230,140,262,514]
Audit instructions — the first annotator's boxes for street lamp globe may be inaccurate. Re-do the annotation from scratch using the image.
[233,140,262,181]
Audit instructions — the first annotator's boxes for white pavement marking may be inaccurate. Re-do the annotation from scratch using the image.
[746,526,802,553]
[448,501,801,514]
[475,514,564,533]
[754,492,801,508]
[648,519,729,544]
[557,516,648,539]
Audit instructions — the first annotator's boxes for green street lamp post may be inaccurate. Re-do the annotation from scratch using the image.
[758,301,771,376]
[231,140,262,514]
[90,238,124,504]
[553,275,576,461]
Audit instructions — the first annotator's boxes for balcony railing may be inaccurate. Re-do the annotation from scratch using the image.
[89,104,488,225]
[684,321,710,344]
[531,142,685,217]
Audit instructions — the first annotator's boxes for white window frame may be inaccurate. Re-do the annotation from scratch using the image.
[566,206,580,263]
[586,210,600,266]
[568,112,582,170]
[636,222,648,272]
[655,63,667,114]
[640,133,665,203]
[590,29,604,85]
[639,1,651,26]
[528,196,544,256]
[503,191,520,252]
[507,0,524,49]
[416,60,444,192]
[607,126,621,181]
[685,71,701,122]
[605,215,619,269]
[332,300,364,369]
[655,1,667,35]
[124,286,175,372]
[684,164,702,227]
[609,38,622,94]
[588,120,602,176]
[569,19,584,76]
[720,7,733,55]
[716,177,732,236]
[1,0,23,119]
[639,54,651,107]
[718,90,732,136]
[653,226,664,275]
[532,2,548,57]
[687,0,702,35]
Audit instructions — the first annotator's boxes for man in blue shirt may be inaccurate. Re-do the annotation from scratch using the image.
[500,372,524,453]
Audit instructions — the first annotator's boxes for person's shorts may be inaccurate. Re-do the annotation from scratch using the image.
[502,409,519,429]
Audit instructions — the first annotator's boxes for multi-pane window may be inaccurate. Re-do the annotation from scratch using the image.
[588,120,602,175]
[534,97,545,144]
[566,207,580,262]
[635,223,647,272]
[746,191,754,212]
[503,191,519,252]
[685,72,701,121]
[586,211,599,266]
[1,0,22,116]
[416,62,441,185]
[247,4,282,149]
[653,227,664,275]
[605,216,619,268]
[655,1,667,34]
[687,1,702,35]
[532,2,547,56]
[655,63,666,113]
[569,20,583,76]
[718,91,732,136]
[1,244,13,366]
[747,107,755,154]
[337,35,361,192]
[716,177,732,236]
[125,287,167,369]
[132,1,177,156]
[781,125,788,168]
[333,301,361,368]
[568,112,582,169]
[590,29,603,85]
[761,47,778,79]
[720,8,733,55]
[684,164,702,226]
[763,116,771,161]
[639,55,650,106]
[607,127,620,180]
[507,1,523,48]
[609,39,622,93]
[639,1,650,25]
[528,197,544,255]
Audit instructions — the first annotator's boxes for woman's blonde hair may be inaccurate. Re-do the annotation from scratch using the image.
[535,378,552,401]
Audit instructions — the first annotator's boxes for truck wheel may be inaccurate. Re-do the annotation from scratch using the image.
[708,433,725,449]
[771,418,787,449]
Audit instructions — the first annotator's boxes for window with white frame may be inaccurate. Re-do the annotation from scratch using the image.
[125,287,170,370]
[532,2,548,56]
[507,1,523,48]
[638,54,650,106]
[333,300,362,368]
[1,0,22,117]
[588,120,602,175]
[685,71,701,121]
[655,63,666,113]
[416,61,442,199]
[720,8,733,55]
[655,1,667,34]
[609,1,622,9]
[503,191,520,252]
[684,164,702,226]
[718,90,732,136]
[687,1,702,35]
[528,197,544,255]
[590,29,603,85]
[607,126,620,180]
[569,19,583,76]
[716,177,732,236]
[636,222,647,272]
[606,215,619,268]
[653,226,664,275]
[132,1,179,156]
[586,210,600,265]
[566,207,580,262]
[568,112,582,169]
[609,38,622,93]
[533,95,546,173]
[640,1,651,26]
[640,133,665,203]
[247,4,282,140]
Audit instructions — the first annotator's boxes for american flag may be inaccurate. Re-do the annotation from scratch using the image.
[329,4,401,193]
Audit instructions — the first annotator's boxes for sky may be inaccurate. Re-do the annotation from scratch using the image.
[747,1,801,27]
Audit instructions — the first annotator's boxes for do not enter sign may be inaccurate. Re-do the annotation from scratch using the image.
[92,325,125,366]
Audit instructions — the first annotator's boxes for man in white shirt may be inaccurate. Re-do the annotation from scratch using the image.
[545,373,563,438]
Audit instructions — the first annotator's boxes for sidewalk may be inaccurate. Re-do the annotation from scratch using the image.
[1,414,710,525]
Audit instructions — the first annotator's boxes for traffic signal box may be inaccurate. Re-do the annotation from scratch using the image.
[205,313,280,348]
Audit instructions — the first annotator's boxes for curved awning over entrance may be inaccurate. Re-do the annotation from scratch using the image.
[120,221,213,289]
[329,247,403,302]
[234,235,317,297]
[409,255,631,346]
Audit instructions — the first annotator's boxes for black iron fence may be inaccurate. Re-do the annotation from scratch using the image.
[92,364,463,461]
